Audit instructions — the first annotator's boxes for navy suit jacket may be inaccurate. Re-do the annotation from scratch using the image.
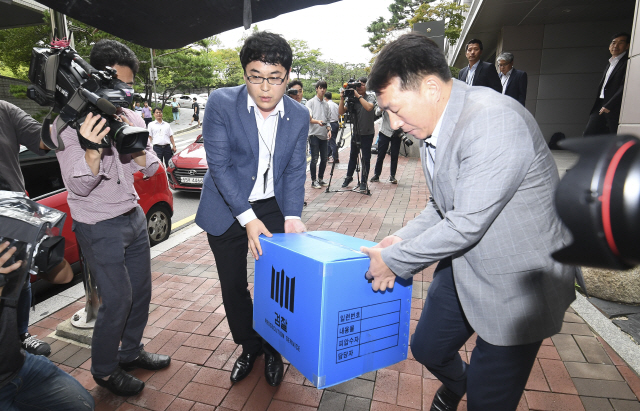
[503,68,528,106]
[195,85,309,236]
[458,61,502,93]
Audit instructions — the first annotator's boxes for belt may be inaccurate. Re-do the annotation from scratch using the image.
[249,197,275,205]
[153,144,171,147]
[121,207,137,216]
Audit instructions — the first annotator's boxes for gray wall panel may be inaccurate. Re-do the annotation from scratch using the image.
[537,73,603,99]
[543,20,632,49]
[540,47,609,74]
[538,124,586,141]
[620,52,640,124]
[502,25,544,50]
[535,99,592,124]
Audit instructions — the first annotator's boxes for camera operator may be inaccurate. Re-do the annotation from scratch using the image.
[370,109,400,184]
[53,39,170,397]
[0,184,94,410]
[287,80,305,105]
[339,76,376,193]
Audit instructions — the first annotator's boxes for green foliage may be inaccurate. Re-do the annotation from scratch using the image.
[449,66,460,79]
[0,12,50,80]
[408,0,470,46]
[9,84,28,98]
[290,39,321,79]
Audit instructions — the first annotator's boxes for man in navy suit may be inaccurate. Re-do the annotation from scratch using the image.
[584,32,630,136]
[195,32,309,387]
[458,39,501,93]
[497,52,527,106]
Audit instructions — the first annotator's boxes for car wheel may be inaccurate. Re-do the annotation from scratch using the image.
[146,204,172,246]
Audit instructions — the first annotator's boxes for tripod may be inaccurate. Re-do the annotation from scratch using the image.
[325,103,370,196]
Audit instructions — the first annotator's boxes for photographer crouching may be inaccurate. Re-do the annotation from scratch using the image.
[53,40,170,397]
[339,77,376,193]
[0,186,94,410]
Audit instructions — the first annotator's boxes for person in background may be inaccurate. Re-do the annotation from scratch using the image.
[306,80,332,189]
[497,52,527,106]
[325,91,340,163]
[458,39,502,93]
[583,32,630,136]
[148,107,176,167]
[370,109,400,184]
[170,97,181,124]
[287,80,305,105]
[133,101,143,114]
[189,97,202,127]
[141,101,153,127]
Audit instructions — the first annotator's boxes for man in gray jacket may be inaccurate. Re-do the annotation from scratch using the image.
[363,33,579,411]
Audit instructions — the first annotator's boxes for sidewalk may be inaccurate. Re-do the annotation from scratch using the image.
[31,153,640,411]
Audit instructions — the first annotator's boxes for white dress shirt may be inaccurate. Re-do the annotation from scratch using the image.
[466,61,480,86]
[425,103,449,178]
[500,68,513,94]
[236,95,300,227]
[600,51,627,99]
[147,120,173,145]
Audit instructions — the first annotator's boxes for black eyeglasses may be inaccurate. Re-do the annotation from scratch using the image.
[246,75,287,85]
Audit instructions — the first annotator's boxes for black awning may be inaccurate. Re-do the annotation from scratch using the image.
[33,0,341,49]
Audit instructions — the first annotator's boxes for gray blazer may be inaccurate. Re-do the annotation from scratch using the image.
[381,79,578,346]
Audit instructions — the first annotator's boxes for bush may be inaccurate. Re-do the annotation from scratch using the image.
[9,84,27,99]
[449,66,460,79]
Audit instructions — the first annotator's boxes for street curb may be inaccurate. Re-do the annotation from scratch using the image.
[571,292,640,375]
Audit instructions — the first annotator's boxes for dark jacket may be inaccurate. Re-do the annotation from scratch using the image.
[458,61,502,93]
[503,68,528,106]
[590,53,628,115]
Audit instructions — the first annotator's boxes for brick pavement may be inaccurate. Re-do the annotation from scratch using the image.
[31,155,640,410]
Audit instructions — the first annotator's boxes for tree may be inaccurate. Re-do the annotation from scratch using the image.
[289,39,321,79]
[363,0,428,54]
[0,15,50,80]
[408,0,470,46]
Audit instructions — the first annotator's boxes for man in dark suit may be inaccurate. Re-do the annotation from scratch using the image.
[497,52,527,106]
[458,39,502,93]
[364,33,579,411]
[195,31,309,387]
[584,32,631,136]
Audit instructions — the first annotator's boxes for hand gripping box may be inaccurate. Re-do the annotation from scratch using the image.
[253,231,413,389]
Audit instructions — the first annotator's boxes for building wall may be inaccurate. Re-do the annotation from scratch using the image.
[499,19,632,141]
[618,0,640,136]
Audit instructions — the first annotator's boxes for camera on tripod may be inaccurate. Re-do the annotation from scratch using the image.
[342,79,360,100]
[27,41,149,154]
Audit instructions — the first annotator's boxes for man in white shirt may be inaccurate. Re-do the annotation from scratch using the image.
[147,107,176,167]
[195,31,308,388]
[306,80,332,188]
[584,32,630,136]
[324,92,340,163]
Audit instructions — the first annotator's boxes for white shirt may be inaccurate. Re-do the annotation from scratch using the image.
[236,95,300,226]
[500,68,513,94]
[147,120,173,145]
[425,102,449,178]
[600,51,627,99]
[326,99,340,122]
[466,61,480,86]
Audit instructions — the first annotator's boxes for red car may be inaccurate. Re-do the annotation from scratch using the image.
[20,146,174,278]
[166,134,207,191]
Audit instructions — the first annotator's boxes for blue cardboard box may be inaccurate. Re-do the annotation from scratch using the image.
[253,231,413,389]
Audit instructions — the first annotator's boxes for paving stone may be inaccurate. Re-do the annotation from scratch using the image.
[565,362,624,381]
[373,369,399,404]
[573,379,637,400]
[524,391,586,410]
[564,312,586,323]
[62,347,92,368]
[580,396,613,411]
[326,376,375,399]
[526,359,550,392]
[538,359,577,394]
[273,381,324,407]
[618,366,640,401]
[49,342,82,364]
[345,396,371,410]
[396,373,422,409]
[318,391,347,411]
[178,381,227,406]
[127,387,176,411]
[551,334,586,363]
[610,399,640,411]
[559,322,594,336]
[241,377,278,411]
[574,335,614,365]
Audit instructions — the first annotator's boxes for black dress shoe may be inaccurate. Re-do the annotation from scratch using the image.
[342,176,353,188]
[430,384,462,411]
[119,349,171,371]
[230,351,262,383]
[93,368,144,397]
[264,351,284,387]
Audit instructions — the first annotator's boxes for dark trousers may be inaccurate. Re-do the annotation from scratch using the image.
[411,259,542,411]
[143,117,152,127]
[16,278,31,335]
[346,133,374,182]
[206,197,284,354]
[73,207,152,378]
[373,132,401,177]
[309,135,328,181]
[584,99,620,136]
[153,144,172,168]
[327,122,339,161]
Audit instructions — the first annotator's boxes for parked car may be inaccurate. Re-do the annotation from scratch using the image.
[20,146,174,278]
[166,134,207,191]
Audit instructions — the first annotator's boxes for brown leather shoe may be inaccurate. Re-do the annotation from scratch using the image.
[430,384,462,411]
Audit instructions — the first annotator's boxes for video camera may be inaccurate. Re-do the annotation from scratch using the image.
[0,192,66,302]
[287,88,299,96]
[552,134,640,270]
[342,79,359,100]
[26,41,149,154]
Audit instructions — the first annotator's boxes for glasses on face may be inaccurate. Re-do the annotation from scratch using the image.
[246,75,287,85]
